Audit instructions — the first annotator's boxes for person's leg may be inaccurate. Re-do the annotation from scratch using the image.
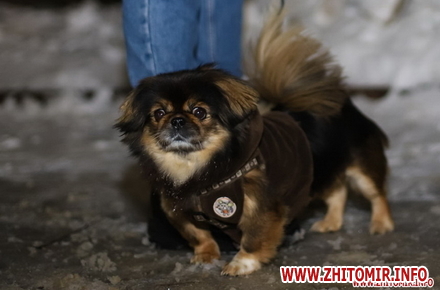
[198,0,243,77]
[122,0,201,87]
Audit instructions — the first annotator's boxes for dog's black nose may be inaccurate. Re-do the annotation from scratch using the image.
[171,117,186,129]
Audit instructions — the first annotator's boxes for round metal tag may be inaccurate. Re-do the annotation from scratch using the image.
[213,197,237,218]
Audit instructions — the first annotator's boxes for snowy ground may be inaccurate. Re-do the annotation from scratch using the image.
[1,1,440,289]
[1,84,439,290]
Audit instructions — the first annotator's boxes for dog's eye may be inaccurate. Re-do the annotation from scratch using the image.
[153,109,166,121]
[192,107,207,120]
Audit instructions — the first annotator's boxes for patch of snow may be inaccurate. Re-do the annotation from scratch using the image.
[76,241,94,258]
[80,252,117,272]
[284,228,306,246]
[107,275,121,285]
[327,236,344,251]
[0,137,21,150]
[430,206,440,216]
[8,236,24,243]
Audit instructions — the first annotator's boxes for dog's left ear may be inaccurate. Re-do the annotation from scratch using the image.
[214,77,259,117]
[114,91,145,134]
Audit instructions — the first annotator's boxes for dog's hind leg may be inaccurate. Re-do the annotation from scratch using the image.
[311,181,347,233]
[346,166,394,234]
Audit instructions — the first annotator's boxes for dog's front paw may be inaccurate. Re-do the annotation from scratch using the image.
[191,252,221,264]
[191,239,220,264]
[310,218,342,233]
[221,256,261,276]
[370,217,394,235]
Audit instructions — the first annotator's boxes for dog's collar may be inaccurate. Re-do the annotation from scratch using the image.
[198,154,264,196]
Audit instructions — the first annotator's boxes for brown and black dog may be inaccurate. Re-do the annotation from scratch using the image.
[115,10,394,276]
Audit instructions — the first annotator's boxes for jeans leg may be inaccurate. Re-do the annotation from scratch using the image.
[123,0,201,87]
[199,0,243,77]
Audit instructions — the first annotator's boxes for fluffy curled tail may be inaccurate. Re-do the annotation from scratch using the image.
[246,8,347,117]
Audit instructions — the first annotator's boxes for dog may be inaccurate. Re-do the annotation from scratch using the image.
[115,10,394,276]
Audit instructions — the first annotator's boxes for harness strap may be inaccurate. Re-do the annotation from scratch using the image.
[191,152,265,244]
[198,156,262,196]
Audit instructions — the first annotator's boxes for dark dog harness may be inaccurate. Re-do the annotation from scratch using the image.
[191,154,264,244]
[186,111,313,245]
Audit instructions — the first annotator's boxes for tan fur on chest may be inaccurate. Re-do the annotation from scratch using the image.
[150,150,210,185]
[142,130,230,185]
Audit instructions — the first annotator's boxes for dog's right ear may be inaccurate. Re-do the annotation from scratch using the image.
[114,91,145,134]
[214,77,259,117]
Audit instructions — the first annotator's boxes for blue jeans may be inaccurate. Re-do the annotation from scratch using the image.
[123,0,243,87]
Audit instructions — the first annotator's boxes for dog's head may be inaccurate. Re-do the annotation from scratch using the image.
[115,65,258,184]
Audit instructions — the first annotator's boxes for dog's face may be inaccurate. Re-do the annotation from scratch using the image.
[115,66,258,184]
[143,92,223,154]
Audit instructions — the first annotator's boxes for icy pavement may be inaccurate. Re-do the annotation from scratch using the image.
[0,87,439,289]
